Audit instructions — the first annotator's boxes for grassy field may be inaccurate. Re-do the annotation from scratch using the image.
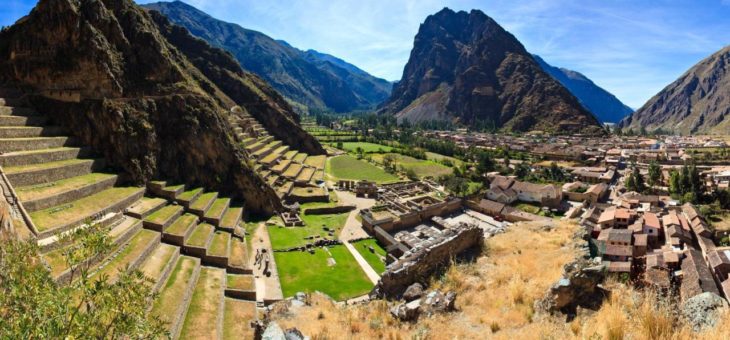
[425,152,464,167]
[336,142,394,153]
[326,155,399,183]
[274,246,373,301]
[268,212,349,250]
[371,153,453,178]
[352,238,387,274]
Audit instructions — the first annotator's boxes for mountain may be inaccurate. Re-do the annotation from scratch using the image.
[380,8,604,134]
[620,45,730,134]
[142,1,392,113]
[533,55,633,123]
[0,0,323,214]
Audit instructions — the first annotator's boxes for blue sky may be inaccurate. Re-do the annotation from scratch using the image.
[2,0,730,108]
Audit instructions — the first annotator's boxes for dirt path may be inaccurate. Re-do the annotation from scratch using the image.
[335,190,374,241]
[252,222,283,303]
[343,240,380,284]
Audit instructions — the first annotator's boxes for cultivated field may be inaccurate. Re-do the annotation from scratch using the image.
[267,212,349,250]
[326,155,400,183]
[371,153,453,178]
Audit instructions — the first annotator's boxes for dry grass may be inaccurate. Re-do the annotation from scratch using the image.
[268,220,730,339]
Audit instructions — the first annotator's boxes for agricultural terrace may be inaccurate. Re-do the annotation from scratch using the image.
[326,155,399,183]
[371,153,453,178]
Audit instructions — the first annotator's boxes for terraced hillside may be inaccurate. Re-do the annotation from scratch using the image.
[229,108,327,202]
[0,89,258,339]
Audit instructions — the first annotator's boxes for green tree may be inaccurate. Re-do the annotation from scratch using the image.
[445,176,470,197]
[632,166,646,193]
[514,162,531,180]
[0,225,165,338]
[647,161,661,188]
[669,170,681,196]
[475,151,495,175]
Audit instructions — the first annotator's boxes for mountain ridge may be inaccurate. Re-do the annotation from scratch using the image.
[620,45,730,134]
[379,8,604,134]
[143,0,392,113]
[533,55,633,123]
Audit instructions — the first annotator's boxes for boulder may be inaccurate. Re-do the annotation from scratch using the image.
[390,299,421,321]
[535,258,608,318]
[682,292,729,331]
[403,283,424,302]
[262,322,310,340]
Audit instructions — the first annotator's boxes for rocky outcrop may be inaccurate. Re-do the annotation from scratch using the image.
[371,222,483,299]
[533,55,633,123]
[390,289,456,322]
[535,258,608,318]
[620,45,730,134]
[379,8,604,134]
[682,292,729,331]
[0,0,320,214]
[148,10,325,155]
[143,1,391,113]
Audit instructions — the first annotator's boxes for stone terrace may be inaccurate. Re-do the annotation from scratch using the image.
[228,109,326,202]
[0,89,259,339]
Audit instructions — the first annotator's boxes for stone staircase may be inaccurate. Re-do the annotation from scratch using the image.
[0,88,258,339]
[228,110,326,201]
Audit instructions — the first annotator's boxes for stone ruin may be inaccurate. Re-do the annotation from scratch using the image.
[370,222,483,299]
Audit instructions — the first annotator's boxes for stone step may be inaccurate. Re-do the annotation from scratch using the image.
[282,163,303,180]
[259,135,274,145]
[259,150,282,167]
[16,172,119,212]
[295,167,315,184]
[178,267,225,340]
[245,141,264,153]
[0,126,65,138]
[42,216,142,283]
[163,213,199,246]
[219,207,243,233]
[283,150,298,160]
[90,229,161,284]
[0,136,75,153]
[126,197,168,219]
[225,274,255,300]
[0,115,46,126]
[138,243,181,293]
[4,158,105,187]
[203,197,230,226]
[223,299,257,339]
[0,147,92,167]
[292,153,308,164]
[276,181,293,199]
[271,159,292,174]
[150,183,185,200]
[183,223,215,258]
[206,230,231,267]
[242,137,255,147]
[151,256,201,340]
[143,205,184,232]
[176,187,203,209]
[227,237,251,274]
[188,192,218,217]
[31,186,145,239]
[0,106,37,116]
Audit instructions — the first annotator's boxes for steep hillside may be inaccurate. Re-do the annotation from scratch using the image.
[620,45,730,134]
[0,0,322,214]
[143,1,392,113]
[533,55,633,123]
[380,8,603,134]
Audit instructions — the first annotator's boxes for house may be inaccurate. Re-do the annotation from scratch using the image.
[616,208,636,228]
[633,234,648,257]
[643,212,662,246]
[708,249,730,282]
[476,199,505,216]
[586,183,609,204]
[680,249,721,301]
[663,211,692,246]
[486,175,562,208]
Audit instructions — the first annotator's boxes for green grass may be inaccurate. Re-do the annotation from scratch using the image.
[274,246,373,301]
[3,158,92,174]
[336,142,394,153]
[223,299,255,340]
[371,153,453,178]
[152,256,198,324]
[177,187,203,202]
[326,155,399,183]
[220,207,243,228]
[30,187,142,232]
[180,267,224,339]
[208,231,230,257]
[267,212,350,250]
[205,198,230,218]
[16,173,117,202]
[352,238,387,274]
[166,213,198,236]
[91,229,158,282]
[425,151,464,167]
[189,192,217,211]
[226,274,254,290]
[145,205,182,225]
[186,223,214,247]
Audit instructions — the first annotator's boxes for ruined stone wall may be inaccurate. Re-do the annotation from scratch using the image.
[371,223,484,299]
